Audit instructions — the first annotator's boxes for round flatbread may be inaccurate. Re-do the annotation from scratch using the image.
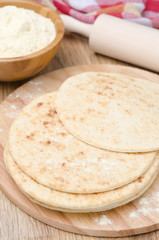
[4,146,159,212]
[8,92,156,193]
[20,179,157,212]
[55,72,159,152]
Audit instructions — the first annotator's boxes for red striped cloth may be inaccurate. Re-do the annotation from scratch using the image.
[143,0,159,28]
[41,0,159,28]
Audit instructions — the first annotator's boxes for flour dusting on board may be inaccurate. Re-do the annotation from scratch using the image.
[14,93,20,98]
[37,87,43,92]
[29,81,43,86]
[10,104,17,110]
[129,211,137,218]
[0,128,3,133]
[94,214,113,226]
[8,92,20,99]
[3,106,20,119]
[129,191,159,218]
[19,92,41,102]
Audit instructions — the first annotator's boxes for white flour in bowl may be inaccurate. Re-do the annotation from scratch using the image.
[0,6,56,58]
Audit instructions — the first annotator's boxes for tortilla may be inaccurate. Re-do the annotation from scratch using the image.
[4,145,159,212]
[55,72,159,152]
[8,93,156,193]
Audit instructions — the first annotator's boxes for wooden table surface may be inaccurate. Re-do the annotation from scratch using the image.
[0,32,159,240]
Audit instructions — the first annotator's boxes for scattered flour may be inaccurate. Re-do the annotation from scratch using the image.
[47,166,53,170]
[37,88,43,92]
[95,214,113,226]
[139,197,150,205]
[3,107,20,119]
[29,81,43,86]
[20,92,39,101]
[46,159,54,165]
[129,191,159,218]
[14,93,20,98]
[0,128,3,133]
[50,136,59,143]
[71,162,82,167]
[10,104,17,110]
[129,211,137,218]
[46,158,54,170]
[8,92,20,99]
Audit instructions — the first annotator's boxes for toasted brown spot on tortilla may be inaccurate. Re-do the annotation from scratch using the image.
[37,102,43,107]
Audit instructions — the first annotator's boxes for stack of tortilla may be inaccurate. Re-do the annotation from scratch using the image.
[4,72,159,212]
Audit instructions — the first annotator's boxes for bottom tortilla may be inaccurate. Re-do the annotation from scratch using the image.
[4,145,159,212]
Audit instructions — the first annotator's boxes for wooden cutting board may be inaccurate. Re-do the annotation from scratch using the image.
[0,64,159,238]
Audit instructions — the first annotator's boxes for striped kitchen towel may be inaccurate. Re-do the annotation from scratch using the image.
[41,0,159,28]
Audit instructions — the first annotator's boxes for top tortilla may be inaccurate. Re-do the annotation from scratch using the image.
[55,72,159,152]
[8,92,156,193]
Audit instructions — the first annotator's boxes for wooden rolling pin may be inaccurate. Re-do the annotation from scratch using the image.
[61,14,159,72]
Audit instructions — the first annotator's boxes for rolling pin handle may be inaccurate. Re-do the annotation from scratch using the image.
[60,14,92,38]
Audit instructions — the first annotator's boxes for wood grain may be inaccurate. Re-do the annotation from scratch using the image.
[0,32,159,240]
[0,0,64,82]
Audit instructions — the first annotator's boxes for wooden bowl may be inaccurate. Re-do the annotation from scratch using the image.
[0,0,64,82]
